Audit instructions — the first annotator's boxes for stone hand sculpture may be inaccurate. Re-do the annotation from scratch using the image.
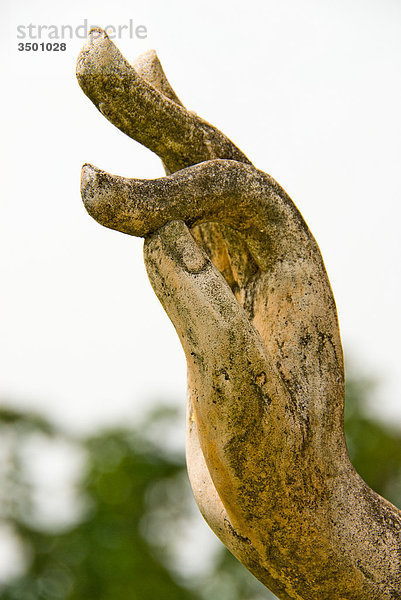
[77,29,401,600]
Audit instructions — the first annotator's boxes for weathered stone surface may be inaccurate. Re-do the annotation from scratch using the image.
[77,29,401,600]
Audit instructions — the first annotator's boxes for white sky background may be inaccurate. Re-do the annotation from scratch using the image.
[1,0,401,432]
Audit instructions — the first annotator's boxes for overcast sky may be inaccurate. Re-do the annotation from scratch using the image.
[1,0,401,432]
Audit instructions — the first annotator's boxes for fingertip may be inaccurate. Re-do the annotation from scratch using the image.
[88,27,109,40]
[80,163,99,203]
[80,163,114,226]
[76,27,122,90]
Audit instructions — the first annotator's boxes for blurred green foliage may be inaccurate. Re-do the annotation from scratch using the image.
[344,378,401,508]
[0,376,400,600]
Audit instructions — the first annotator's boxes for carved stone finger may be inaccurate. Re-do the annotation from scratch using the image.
[132,48,183,106]
[81,158,311,265]
[76,29,249,174]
